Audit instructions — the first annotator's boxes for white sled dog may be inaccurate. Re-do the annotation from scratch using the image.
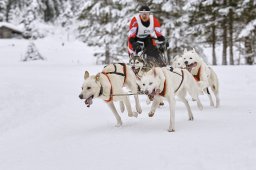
[79,63,142,127]
[140,67,203,132]
[172,55,186,69]
[182,48,220,107]
[129,56,164,106]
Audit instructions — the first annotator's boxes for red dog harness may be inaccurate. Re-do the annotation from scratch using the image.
[193,67,201,81]
[101,63,127,102]
[159,80,167,97]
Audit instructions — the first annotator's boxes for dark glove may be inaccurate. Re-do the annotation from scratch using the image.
[132,42,142,53]
[158,43,165,53]
[166,41,169,48]
[157,36,165,42]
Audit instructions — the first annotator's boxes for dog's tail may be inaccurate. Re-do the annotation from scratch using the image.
[209,67,219,95]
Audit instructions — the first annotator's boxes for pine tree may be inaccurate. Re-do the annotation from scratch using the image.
[0,0,7,21]
[78,0,135,64]
[237,0,256,65]
[23,41,45,61]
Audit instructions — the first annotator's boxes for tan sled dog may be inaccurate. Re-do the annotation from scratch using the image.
[79,63,142,127]
[182,49,220,107]
[140,67,203,132]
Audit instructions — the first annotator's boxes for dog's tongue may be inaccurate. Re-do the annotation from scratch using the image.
[132,67,139,74]
[187,66,192,72]
[187,62,197,72]
[85,96,93,107]
[148,89,160,101]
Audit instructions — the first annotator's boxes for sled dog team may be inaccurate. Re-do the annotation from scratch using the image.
[79,49,220,132]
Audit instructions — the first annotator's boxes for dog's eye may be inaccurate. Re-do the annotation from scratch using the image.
[190,57,192,59]
[136,62,139,64]
[149,82,153,85]
[81,87,83,90]
[87,87,91,90]
[178,63,180,65]
[143,83,145,86]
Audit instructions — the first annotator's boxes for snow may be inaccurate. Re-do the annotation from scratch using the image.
[0,38,256,170]
[238,19,256,38]
[0,22,23,33]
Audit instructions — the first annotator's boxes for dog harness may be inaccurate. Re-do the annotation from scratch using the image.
[104,63,127,84]
[193,67,201,81]
[100,63,127,102]
[101,72,113,103]
[159,80,167,97]
[168,67,184,93]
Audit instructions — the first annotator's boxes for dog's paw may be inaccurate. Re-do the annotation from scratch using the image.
[133,112,138,118]
[128,113,133,117]
[168,129,175,132]
[136,106,142,114]
[115,121,122,127]
[189,116,194,121]
[148,111,155,117]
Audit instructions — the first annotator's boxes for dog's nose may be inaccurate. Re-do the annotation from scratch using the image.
[184,61,188,65]
[145,90,149,95]
[131,66,135,70]
[79,94,83,99]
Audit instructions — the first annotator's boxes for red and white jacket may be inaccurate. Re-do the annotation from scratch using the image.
[128,14,164,54]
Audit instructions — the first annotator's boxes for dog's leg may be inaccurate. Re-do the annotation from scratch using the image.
[204,88,214,107]
[125,76,142,114]
[210,68,220,108]
[119,101,125,113]
[133,94,142,114]
[211,83,220,108]
[107,101,122,127]
[148,97,162,117]
[178,94,194,121]
[123,96,138,118]
[215,93,220,108]
[146,96,151,105]
[196,97,203,111]
[159,100,164,107]
[167,95,176,132]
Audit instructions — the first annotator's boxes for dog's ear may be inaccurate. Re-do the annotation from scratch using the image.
[95,73,100,81]
[184,48,187,53]
[192,48,196,52]
[84,71,89,80]
[153,67,157,77]
[174,55,180,60]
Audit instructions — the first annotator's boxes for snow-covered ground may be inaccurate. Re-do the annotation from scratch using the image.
[0,38,256,170]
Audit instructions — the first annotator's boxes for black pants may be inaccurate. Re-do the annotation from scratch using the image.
[142,39,166,67]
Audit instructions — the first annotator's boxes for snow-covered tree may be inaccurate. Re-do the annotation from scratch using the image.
[23,41,45,61]
[78,0,135,64]
[0,0,8,21]
[237,0,256,65]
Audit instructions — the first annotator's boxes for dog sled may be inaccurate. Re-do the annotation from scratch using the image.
[129,36,169,72]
